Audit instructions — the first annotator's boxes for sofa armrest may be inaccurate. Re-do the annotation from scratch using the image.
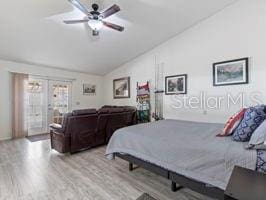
[50,123,63,133]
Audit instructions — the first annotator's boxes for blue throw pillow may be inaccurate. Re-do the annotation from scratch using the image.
[232,107,266,142]
[255,104,266,112]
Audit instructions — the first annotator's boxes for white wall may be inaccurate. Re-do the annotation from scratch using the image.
[3,0,266,139]
[103,0,266,123]
[0,60,103,140]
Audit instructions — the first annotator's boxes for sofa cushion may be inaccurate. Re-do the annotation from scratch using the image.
[109,108,124,113]
[123,106,136,112]
[72,109,97,116]
[233,107,266,142]
[98,108,110,114]
[102,105,118,108]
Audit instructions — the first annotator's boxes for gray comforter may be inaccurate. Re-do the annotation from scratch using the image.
[106,120,257,190]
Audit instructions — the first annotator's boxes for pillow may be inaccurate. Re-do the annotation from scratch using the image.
[249,120,266,145]
[256,150,266,173]
[232,107,266,142]
[255,104,266,113]
[217,108,246,137]
[50,123,62,129]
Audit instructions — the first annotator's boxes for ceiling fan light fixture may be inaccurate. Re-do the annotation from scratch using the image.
[88,19,103,31]
[64,1,124,36]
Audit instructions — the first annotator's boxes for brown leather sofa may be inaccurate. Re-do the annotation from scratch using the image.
[104,107,137,142]
[50,106,136,153]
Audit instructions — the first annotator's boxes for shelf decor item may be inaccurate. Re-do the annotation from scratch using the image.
[136,82,151,123]
[165,74,187,95]
[113,77,130,99]
[213,58,249,86]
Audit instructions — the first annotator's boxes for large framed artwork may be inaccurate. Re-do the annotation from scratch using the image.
[113,77,130,99]
[83,84,96,95]
[213,58,249,86]
[165,74,187,95]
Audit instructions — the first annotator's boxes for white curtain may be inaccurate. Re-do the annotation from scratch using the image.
[11,73,29,139]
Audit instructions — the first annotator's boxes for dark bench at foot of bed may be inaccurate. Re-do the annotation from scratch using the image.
[115,153,225,200]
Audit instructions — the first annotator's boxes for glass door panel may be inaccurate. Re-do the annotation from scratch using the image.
[48,81,72,125]
[27,78,48,135]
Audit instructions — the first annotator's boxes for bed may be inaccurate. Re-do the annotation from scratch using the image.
[106,119,263,199]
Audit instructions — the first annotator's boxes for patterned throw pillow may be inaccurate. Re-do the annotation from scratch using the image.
[217,108,246,137]
[255,104,266,112]
[232,107,266,142]
[256,150,266,173]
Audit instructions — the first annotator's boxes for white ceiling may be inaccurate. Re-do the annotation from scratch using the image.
[0,0,237,75]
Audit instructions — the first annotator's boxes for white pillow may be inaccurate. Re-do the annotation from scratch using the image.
[249,119,266,146]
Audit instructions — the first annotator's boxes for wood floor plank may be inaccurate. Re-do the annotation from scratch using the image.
[0,139,215,200]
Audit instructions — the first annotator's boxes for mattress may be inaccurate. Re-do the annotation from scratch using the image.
[106,119,257,190]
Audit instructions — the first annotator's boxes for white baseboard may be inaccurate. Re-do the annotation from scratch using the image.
[0,137,12,141]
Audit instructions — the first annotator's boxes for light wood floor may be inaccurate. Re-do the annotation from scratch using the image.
[0,139,214,200]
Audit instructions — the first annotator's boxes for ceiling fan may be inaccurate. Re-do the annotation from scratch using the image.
[64,0,124,36]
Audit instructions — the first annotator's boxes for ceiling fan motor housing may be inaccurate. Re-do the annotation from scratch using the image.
[90,4,101,19]
[92,3,99,11]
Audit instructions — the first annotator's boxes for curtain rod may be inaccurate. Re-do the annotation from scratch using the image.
[30,74,76,82]
[9,71,76,82]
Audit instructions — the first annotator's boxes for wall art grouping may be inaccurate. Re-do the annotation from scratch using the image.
[112,57,250,98]
[163,57,249,95]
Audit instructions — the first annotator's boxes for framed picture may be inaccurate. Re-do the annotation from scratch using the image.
[113,77,130,99]
[83,84,96,95]
[213,58,249,86]
[165,74,187,95]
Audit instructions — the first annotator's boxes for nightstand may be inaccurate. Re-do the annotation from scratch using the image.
[224,166,266,200]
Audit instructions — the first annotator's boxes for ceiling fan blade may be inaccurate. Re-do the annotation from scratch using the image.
[103,21,124,32]
[68,0,91,16]
[100,4,120,19]
[64,19,90,24]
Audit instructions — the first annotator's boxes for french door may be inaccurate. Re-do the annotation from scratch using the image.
[27,78,48,135]
[48,81,72,126]
[27,78,72,136]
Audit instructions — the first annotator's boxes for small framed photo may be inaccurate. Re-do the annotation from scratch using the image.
[83,84,96,95]
[165,74,187,95]
[113,77,130,99]
[213,58,249,86]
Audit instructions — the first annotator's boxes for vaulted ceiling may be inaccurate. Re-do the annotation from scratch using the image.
[0,0,237,75]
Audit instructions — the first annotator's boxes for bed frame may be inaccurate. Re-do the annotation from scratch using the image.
[115,153,225,200]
